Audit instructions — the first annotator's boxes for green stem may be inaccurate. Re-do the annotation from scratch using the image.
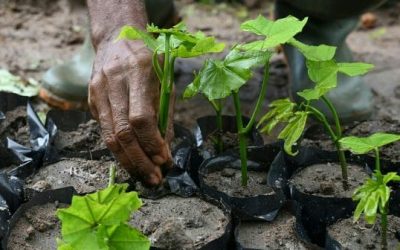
[381,204,388,250]
[321,96,342,137]
[152,49,163,82]
[374,148,381,172]
[244,63,270,134]
[232,92,248,186]
[108,164,116,187]
[158,34,171,137]
[308,105,348,189]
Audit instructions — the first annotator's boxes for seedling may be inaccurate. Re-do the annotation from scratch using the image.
[255,16,374,188]
[117,23,225,137]
[339,133,400,250]
[57,165,150,250]
[184,15,339,186]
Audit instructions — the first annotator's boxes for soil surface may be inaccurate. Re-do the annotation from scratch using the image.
[129,196,229,250]
[328,215,400,250]
[25,158,129,194]
[0,106,30,147]
[55,119,108,159]
[290,163,369,198]
[303,119,400,162]
[236,208,308,250]
[7,202,67,250]
[203,167,274,198]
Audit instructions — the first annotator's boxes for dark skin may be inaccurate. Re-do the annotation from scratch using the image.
[87,0,173,186]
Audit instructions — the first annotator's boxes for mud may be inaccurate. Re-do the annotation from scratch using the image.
[203,167,274,198]
[129,195,229,250]
[290,163,369,198]
[236,209,308,250]
[328,215,400,250]
[25,158,130,194]
[7,202,67,250]
[0,106,30,147]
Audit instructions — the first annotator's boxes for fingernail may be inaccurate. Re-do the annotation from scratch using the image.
[152,155,165,165]
[147,173,161,186]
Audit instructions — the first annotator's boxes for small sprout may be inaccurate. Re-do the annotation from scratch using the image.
[57,184,150,250]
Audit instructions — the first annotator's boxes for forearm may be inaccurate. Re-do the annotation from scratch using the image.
[87,0,148,47]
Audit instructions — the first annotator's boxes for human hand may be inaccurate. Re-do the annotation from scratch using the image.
[88,39,174,186]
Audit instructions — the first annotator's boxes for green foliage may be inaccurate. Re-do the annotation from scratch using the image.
[339,133,400,154]
[257,98,296,134]
[0,69,39,97]
[117,23,225,58]
[353,171,400,224]
[297,60,374,101]
[183,49,272,100]
[278,111,308,156]
[240,15,307,50]
[57,184,150,250]
[288,38,336,61]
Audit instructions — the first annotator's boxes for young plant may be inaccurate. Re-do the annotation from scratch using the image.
[57,165,150,250]
[117,23,225,137]
[254,15,374,188]
[339,133,400,250]
[184,15,328,186]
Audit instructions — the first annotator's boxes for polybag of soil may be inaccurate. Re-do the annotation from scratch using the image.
[6,103,58,179]
[0,173,24,242]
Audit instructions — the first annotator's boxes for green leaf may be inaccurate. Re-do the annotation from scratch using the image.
[173,36,225,58]
[383,172,400,184]
[183,73,201,99]
[298,60,375,101]
[339,133,400,154]
[240,15,308,50]
[337,62,374,76]
[192,49,271,100]
[257,98,297,134]
[278,111,308,156]
[57,184,149,250]
[97,224,150,250]
[288,38,336,61]
[0,69,39,97]
[116,26,158,51]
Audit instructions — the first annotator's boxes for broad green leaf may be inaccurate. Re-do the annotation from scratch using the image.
[0,69,39,97]
[57,184,148,250]
[278,111,308,156]
[339,133,400,154]
[383,172,400,184]
[117,26,158,51]
[240,15,308,50]
[97,224,150,250]
[301,60,375,101]
[337,62,374,76]
[288,38,336,61]
[257,98,297,134]
[182,75,200,99]
[192,49,270,100]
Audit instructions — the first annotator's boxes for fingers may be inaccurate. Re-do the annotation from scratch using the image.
[103,64,163,185]
[128,60,171,167]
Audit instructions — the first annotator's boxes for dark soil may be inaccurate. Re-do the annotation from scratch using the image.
[290,163,369,198]
[236,208,308,250]
[55,119,109,159]
[203,167,274,198]
[25,158,130,194]
[200,131,239,157]
[7,202,67,250]
[129,196,229,250]
[328,215,400,250]
[0,106,30,147]
[303,120,400,162]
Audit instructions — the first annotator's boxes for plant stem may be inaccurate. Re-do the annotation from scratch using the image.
[374,148,381,172]
[381,204,388,250]
[321,96,342,137]
[308,105,349,189]
[159,34,171,137]
[244,63,270,134]
[108,164,116,187]
[232,91,248,186]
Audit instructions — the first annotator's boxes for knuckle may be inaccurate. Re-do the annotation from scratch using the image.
[115,124,134,144]
[104,135,119,150]
[103,62,122,76]
[129,114,154,129]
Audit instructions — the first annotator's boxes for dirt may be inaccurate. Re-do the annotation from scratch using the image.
[200,131,239,157]
[328,215,400,250]
[7,202,67,250]
[129,195,229,250]
[203,167,274,198]
[0,106,30,147]
[55,119,109,159]
[303,119,400,162]
[290,163,369,198]
[25,158,130,194]
[236,208,308,250]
